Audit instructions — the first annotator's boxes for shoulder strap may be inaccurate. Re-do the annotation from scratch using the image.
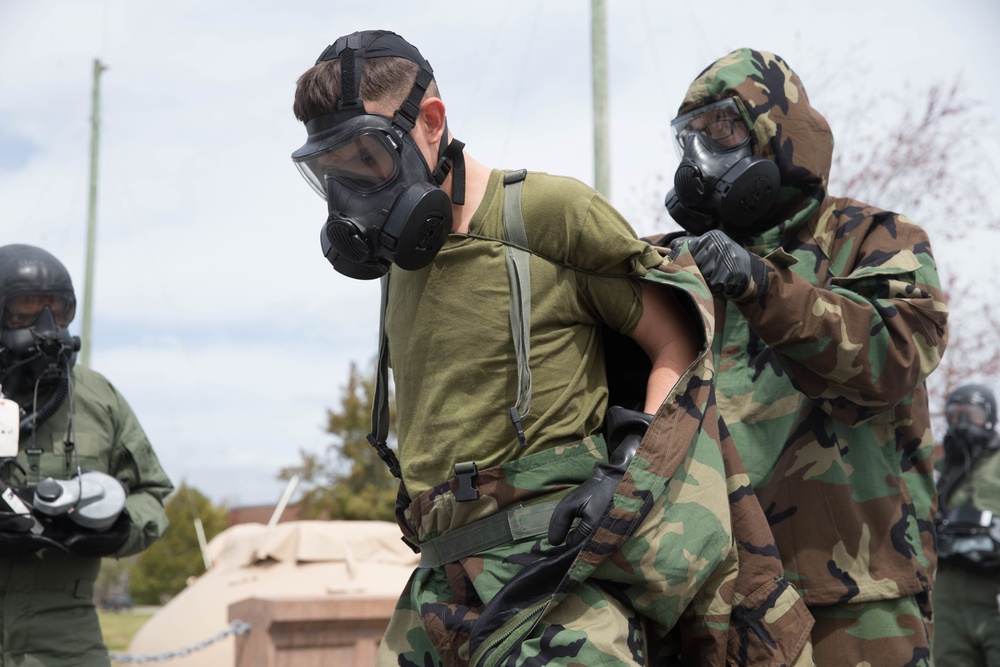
[368,274,401,479]
[502,169,532,448]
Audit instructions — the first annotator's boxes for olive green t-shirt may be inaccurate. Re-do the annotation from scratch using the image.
[386,169,663,497]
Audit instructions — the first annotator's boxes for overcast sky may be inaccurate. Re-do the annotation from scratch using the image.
[3,0,998,507]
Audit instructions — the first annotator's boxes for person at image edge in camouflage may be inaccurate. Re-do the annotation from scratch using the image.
[932,384,1000,666]
[655,49,949,665]
[291,31,812,666]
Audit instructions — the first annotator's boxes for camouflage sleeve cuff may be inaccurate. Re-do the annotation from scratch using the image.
[631,243,668,277]
[730,253,769,304]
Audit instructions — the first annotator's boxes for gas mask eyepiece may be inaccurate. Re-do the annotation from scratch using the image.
[665,98,780,234]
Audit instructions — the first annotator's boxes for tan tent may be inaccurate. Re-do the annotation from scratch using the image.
[124,520,417,666]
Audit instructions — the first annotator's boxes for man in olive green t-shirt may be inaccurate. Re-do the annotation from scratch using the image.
[290,29,812,667]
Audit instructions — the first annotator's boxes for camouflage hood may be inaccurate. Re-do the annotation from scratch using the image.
[678,48,833,235]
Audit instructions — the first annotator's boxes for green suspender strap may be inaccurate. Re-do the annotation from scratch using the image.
[368,273,401,479]
[367,169,534,478]
[502,169,532,448]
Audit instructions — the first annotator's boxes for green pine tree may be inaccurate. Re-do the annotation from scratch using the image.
[128,483,228,604]
[279,362,398,521]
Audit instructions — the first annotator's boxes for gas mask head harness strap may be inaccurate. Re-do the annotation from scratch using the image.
[292,30,466,280]
[664,97,780,236]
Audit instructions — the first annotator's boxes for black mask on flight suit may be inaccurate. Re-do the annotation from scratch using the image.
[0,245,80,433]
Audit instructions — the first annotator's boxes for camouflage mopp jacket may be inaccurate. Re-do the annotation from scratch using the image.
[387,245,813,666]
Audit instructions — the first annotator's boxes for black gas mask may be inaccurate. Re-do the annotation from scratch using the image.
[0,245,80,401]
[292,30,466,280]
[942,384,997,463]
[665,98,780,235]
[2,305,79,390]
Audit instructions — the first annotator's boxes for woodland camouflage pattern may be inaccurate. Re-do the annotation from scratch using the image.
[378,248,812,666]
[669,49,949,609]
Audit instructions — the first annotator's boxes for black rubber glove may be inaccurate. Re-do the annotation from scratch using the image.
[0,512,66,556]
[671,229,758,301]
[548,407,653,548]
[57,510,131,558]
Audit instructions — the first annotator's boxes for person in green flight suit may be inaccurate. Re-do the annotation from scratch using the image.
[0,244,174,667]
[933,384,1000,667]
[657,48,949,665]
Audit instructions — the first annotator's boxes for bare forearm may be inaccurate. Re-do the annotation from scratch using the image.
[634,283,700,414]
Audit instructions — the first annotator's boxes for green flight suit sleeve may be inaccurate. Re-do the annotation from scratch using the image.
[105,385,174,557]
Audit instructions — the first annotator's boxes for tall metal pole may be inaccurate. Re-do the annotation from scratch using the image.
[81,59,106,368]
[591,0,610,198]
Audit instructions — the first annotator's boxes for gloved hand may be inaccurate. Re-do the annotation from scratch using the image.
[548,407,653,548]
[0,512,66,556]
[671,229,760,301]
[56,510,131,558]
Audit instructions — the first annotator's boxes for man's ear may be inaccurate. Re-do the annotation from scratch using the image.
[416,97,447,147]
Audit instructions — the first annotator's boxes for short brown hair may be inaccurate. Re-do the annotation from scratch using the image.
[293,56,441,122]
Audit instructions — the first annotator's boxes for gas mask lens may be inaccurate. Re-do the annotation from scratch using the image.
[293,124,402,200]
[671,98,751,157]
[2,293,76,329]
[947,402,989,428]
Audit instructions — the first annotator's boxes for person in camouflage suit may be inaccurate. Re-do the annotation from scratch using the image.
[657,49,949,665]
[291,31,812,666]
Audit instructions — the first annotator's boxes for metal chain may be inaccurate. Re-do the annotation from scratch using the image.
[109,619,252,664]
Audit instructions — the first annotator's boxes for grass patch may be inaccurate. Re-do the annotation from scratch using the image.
[99,609,154,652]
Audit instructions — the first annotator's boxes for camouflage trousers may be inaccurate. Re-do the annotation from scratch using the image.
[380,570,654,666]
[378,437,806,666]
[809,594,933,667]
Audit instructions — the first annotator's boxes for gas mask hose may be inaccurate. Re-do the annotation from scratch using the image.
[19,372,69,436]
